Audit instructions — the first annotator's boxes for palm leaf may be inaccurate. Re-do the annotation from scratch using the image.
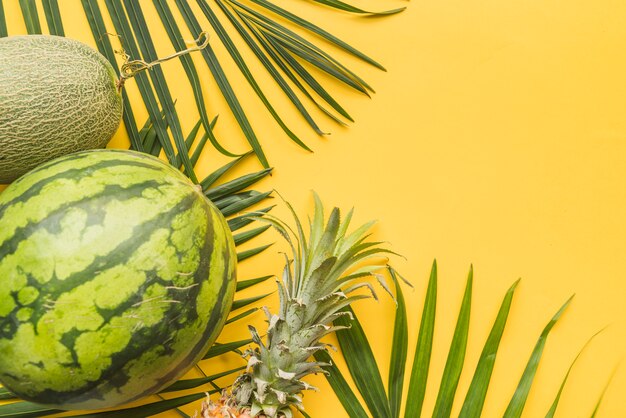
[74,393,207,417]
[119,0,197,182]
[459,279,519,418]
[81,0,143,152]
[216,0,328,135]
[503,296,574,418]
[314,350,370,418]
[160,366,246,393]
[41,0,63,36]
[6,0,399,167]
[0,2,6,37]
[404,260,438,418]
[335,306,392,418]
[545,329,604,418]
[248,0,386,69]
[388,268,408,418]
[326,264,606,418]
[195,0,311,151]
[151,0,236,158]
[18,0,40,34]
[0,401,60,418]
[590,367,618,418]
[0,388,14,401]
[204,338,254,360]
[432,266,473,418]
[176,0,269,168]
[308,0,405,15]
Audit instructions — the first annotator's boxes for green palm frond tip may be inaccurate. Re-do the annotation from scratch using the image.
[324,263,612,418]
[201,193,401,418]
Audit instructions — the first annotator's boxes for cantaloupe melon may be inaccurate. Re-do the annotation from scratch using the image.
[0,35,123,184]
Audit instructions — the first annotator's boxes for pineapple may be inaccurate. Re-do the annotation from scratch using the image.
[201,195,396,418]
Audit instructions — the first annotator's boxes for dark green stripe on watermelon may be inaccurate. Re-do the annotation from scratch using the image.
[0,186,193,339]
[0,157,167,222]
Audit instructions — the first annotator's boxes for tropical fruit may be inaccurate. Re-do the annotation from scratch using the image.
[0,149,237,409]
[0,35,123,183]
[203,196,392,418]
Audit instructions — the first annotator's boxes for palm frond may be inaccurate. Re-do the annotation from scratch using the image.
[41,0,63,36]
[18,0,41,34]
[335,306,392,418]
[5,0,400,169]
[404,261,437,418]
[0,2,7,37]
[503,296,574,418]
[432,266,472,418]
[388,269,409,418]
[459,278,519,418]
[590,367,618,418]
[545,329,604,418]
[324,264,607,418]
[307,0,405,15]
[152,0,236,157]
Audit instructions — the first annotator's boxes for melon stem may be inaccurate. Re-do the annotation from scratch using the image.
[113,31,210,92]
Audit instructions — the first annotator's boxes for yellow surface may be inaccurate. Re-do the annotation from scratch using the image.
[2,0,626,417]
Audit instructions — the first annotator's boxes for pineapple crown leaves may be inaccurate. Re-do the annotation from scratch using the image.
[247,192,400,312]
[232,193,403,417]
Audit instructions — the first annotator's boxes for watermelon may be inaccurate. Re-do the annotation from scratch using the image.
[0,35,123,183]
[0,150,237,409]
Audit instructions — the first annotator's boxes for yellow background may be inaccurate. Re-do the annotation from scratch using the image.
[2,0,625,417]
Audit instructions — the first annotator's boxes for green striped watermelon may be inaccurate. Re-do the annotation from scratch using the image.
[0,150,237,409]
